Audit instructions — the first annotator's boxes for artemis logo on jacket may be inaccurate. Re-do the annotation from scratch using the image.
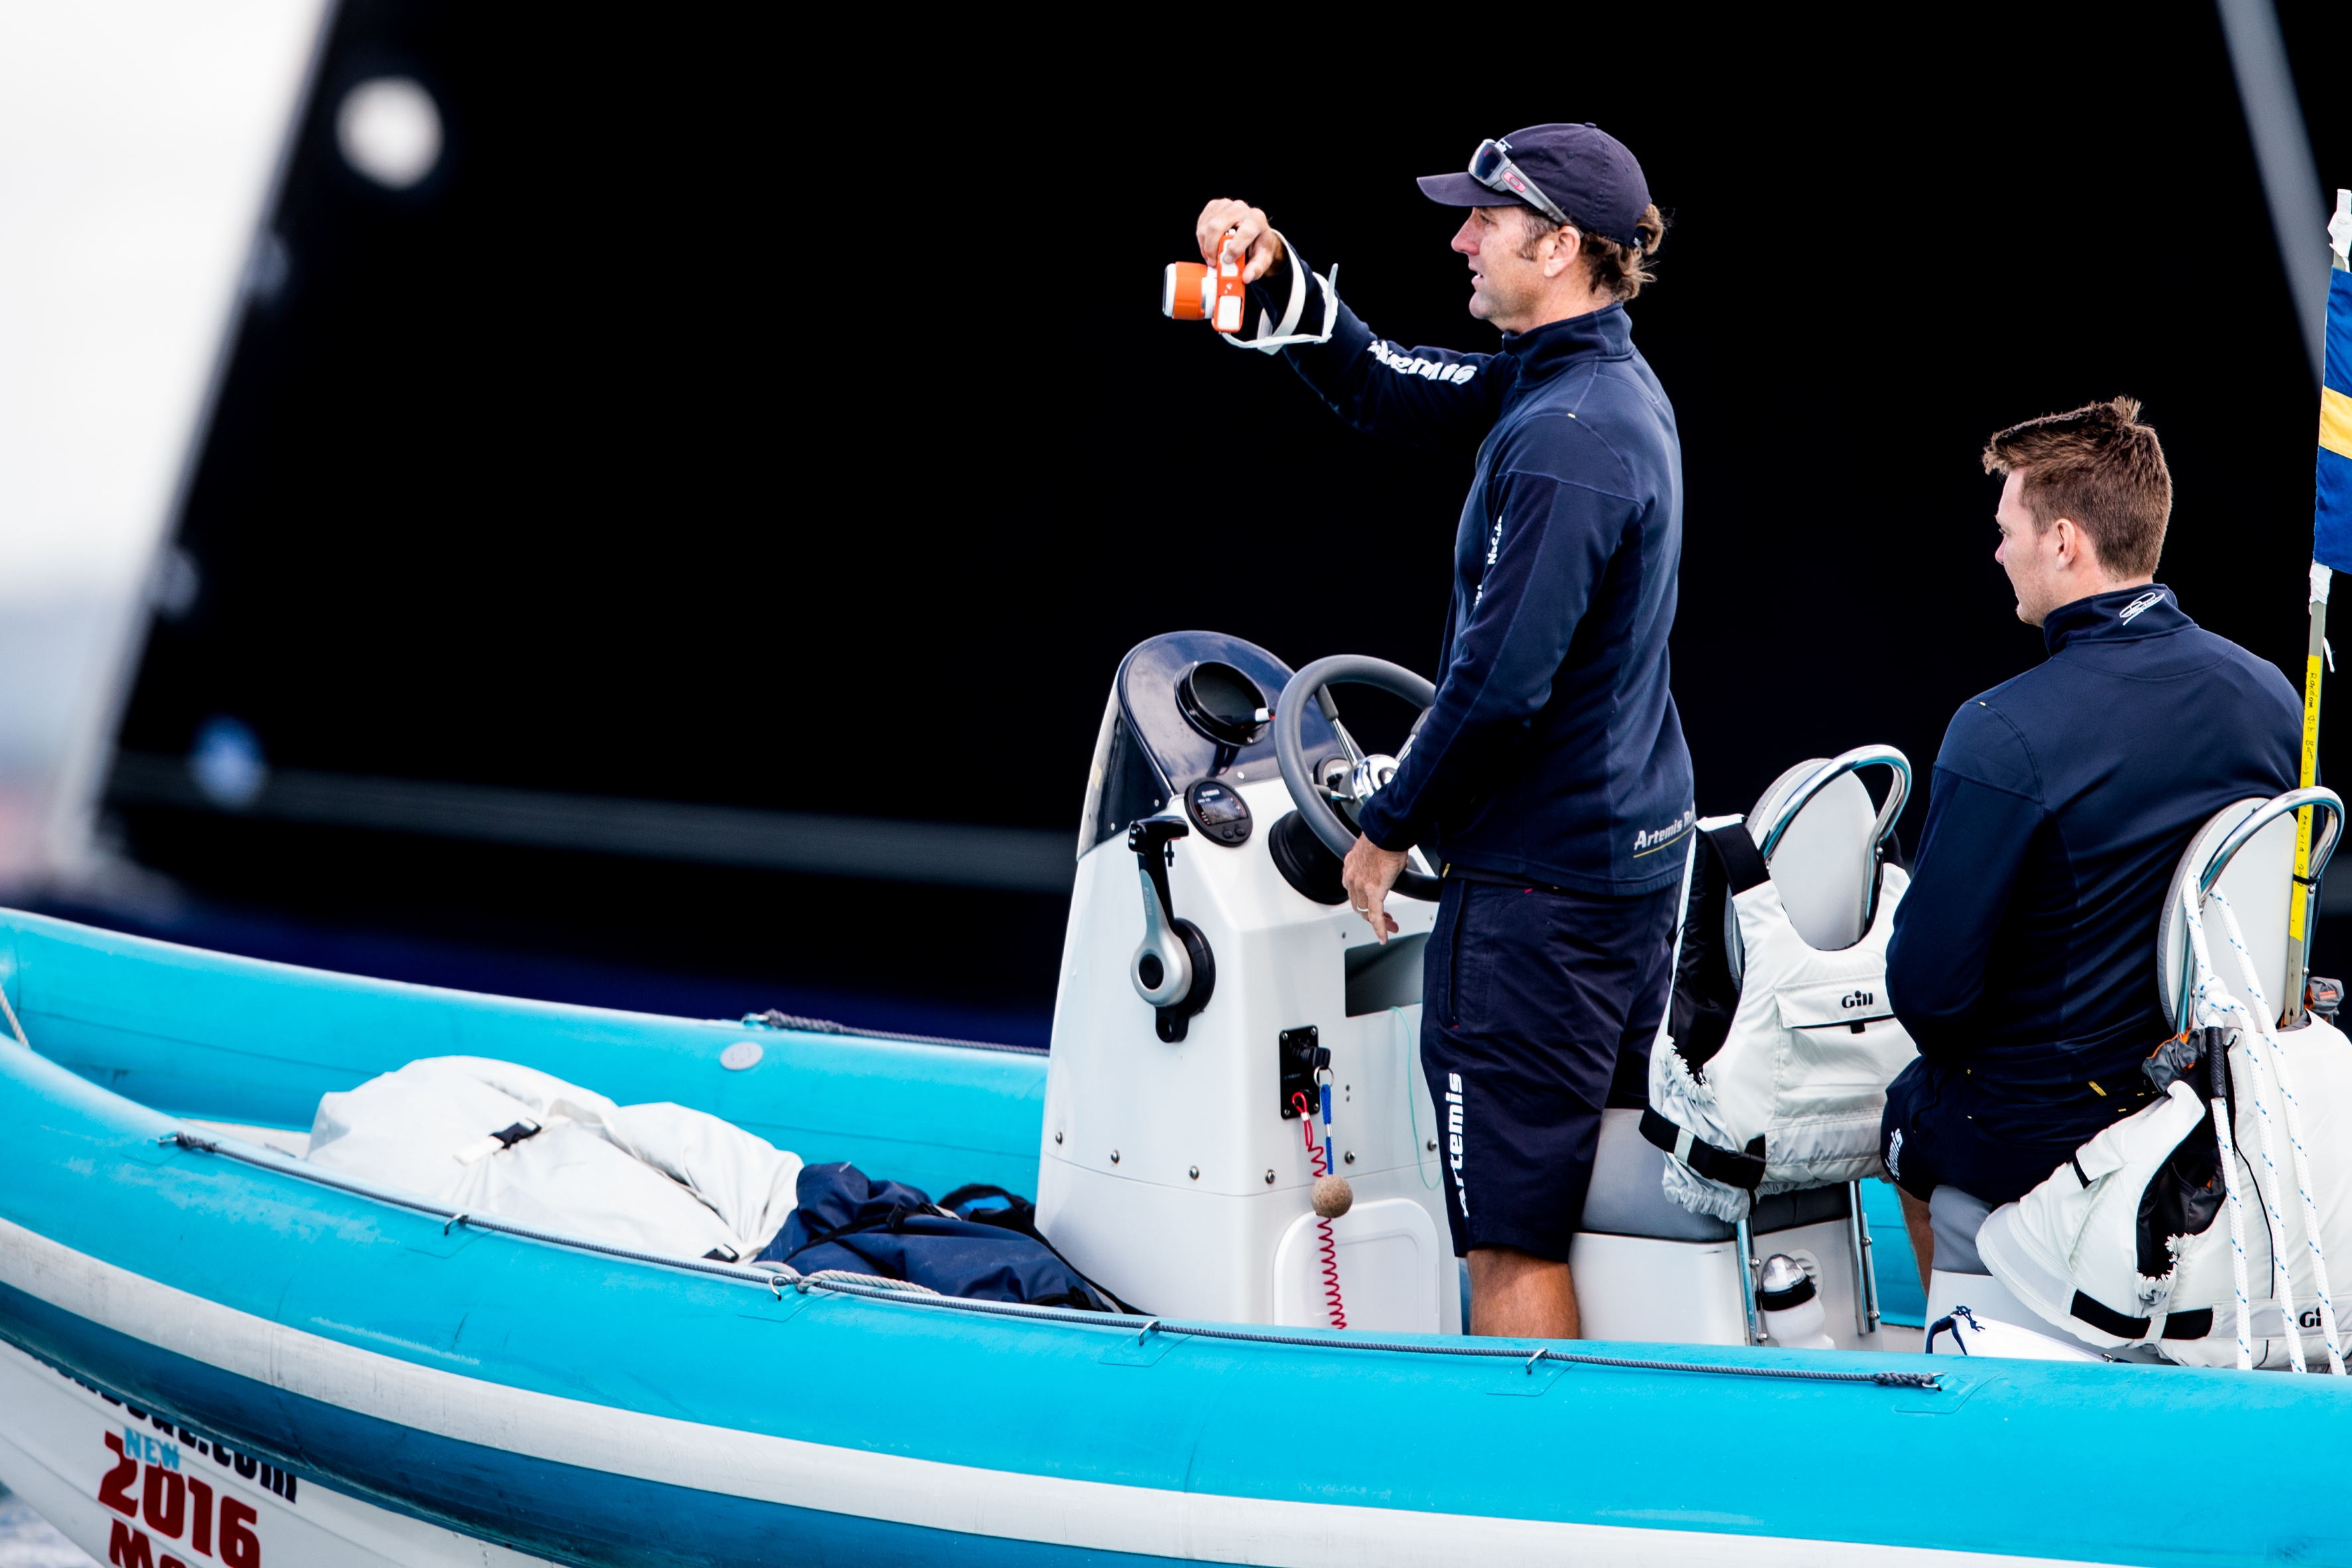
[1369,339,1477,384]
[1474,517,1504,605]
[2118,590,2163,623]
[1632,808,1696,856]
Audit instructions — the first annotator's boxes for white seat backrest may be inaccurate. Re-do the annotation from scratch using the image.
[1749,759,1876,951]
[2156,797,2298,1030]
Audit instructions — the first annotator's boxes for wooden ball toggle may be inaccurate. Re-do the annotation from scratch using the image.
[1312,1174,1354,1219]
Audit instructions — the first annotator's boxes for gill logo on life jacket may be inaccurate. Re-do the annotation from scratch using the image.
[2118,590,2163,623]
[1842,989,1874,1009]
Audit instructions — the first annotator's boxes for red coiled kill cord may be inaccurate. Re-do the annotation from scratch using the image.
[1292,1091,1346,1329]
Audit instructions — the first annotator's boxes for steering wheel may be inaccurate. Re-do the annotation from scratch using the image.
[1273,655,1445,902]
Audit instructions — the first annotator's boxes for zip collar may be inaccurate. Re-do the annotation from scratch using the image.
[2043,583,2189,655]
[1500,302,1632,384]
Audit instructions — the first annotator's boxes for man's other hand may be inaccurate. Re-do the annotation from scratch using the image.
[1341,835,1408,943]
[1195,200,1285,284]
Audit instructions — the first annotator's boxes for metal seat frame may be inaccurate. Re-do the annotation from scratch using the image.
[2164,787,2345,1035]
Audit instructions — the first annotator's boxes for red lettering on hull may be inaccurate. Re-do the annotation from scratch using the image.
[107,1518,153,1567]
[143,1466,187,1537]
[99,1433,140,1517]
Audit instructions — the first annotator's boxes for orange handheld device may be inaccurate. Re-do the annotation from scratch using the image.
[1161,227,1336,352]
[1212,238,1246,333]
[1160,260,1211,322]
[1160,231,1250,335]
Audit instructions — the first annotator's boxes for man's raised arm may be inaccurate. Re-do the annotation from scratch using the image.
[1192,198,1504,459]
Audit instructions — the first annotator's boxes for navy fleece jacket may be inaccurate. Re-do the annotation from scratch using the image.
[1251,259,1694,894]
[1887,586,2300,1096]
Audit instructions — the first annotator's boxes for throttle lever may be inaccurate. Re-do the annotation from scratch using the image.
[1127,815,1216,1042]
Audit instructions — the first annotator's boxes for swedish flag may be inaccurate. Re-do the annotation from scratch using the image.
[2319,196,2352,573]
[2286,194,2352,1020]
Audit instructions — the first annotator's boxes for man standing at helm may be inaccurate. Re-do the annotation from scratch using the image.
[1194,123,1693,1338]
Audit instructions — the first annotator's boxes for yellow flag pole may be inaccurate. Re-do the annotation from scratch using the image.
[2286,566,2329,1028]
[2284,214,2352,1028]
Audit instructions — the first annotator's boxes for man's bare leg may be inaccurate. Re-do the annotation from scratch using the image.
[1468,1246,1579,1338]
[1898,1185,1935,1292]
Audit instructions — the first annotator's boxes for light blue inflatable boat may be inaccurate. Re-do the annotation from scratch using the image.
[0,906,2348,1567]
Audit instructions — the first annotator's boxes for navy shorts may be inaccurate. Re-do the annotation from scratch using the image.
[1421,875,1680,1263]
[1879,1056,2150,1208]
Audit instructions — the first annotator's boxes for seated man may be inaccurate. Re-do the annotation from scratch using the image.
[1881,397,2300,1283]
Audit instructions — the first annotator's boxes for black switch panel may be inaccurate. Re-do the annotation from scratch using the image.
[1278,1026,1326,1119]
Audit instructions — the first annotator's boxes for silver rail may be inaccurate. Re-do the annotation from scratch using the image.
[1845,1181,1881,1338]
[1734,1215,1763,1346]
[1755,744,1911,861]
[2171,787,2344,1034]
[1755,745,1912,935]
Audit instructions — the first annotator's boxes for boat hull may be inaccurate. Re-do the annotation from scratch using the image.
[0,1337,560,1567]
[3,909,2351,1567]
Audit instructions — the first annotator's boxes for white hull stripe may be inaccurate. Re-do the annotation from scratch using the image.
[0,1216,2126,1567]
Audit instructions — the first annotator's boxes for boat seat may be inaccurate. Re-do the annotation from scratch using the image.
[1922,1184,2110,1357]
[1574,1110,1868,1348]
[1581,1109,1850,1242]
[1934,793,2308,1267]
[1576,748,1907,1347]
[1584,1109,1733,1241]
[1734,751,1902,968]
[1646,745,1910,1214]
[1927,1184,1989,1275]
[1928,790,2339,1360]
[2156,795,2302,1033]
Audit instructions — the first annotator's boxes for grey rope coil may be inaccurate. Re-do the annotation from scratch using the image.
[0,984,29,1050]
[741,1010,1046,1056]
[798,1273,1940,1388]
[164,1132,1939,1393]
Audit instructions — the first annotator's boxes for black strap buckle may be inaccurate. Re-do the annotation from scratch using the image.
[1640,1107,1767,1192]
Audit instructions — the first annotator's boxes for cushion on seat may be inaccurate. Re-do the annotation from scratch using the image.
[1745,761,1880,955]
[1581,1109,1737,1241]
[1751,1181,1851,1235]
[2155,797,2295,1032]
[1582,1109,1853,1241]
[1930,1184,1992,1274]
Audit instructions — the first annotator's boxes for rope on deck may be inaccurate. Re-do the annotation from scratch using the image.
[742,1009,1047,1056]
[162,1131,1939,1393]
[793,1273,1942,1389]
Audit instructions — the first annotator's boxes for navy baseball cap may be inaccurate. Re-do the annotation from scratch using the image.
[1417,123,1650,248]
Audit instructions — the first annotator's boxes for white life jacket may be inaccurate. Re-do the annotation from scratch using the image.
[1647,799,1918,1223]
[1978,793,2352,1370]
[1980,1012,2352,1370]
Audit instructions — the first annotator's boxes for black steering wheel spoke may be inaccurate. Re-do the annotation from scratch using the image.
[1273,656,1444,903]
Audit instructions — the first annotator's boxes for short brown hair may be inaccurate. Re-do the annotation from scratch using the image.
[1980,397,2171,576]
[1516,203,1669,301]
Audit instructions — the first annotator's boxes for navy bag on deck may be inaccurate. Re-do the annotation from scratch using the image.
[755,1163,1135,1312]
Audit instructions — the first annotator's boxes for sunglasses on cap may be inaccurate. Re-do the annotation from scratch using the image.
[1468,138,1572,230]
